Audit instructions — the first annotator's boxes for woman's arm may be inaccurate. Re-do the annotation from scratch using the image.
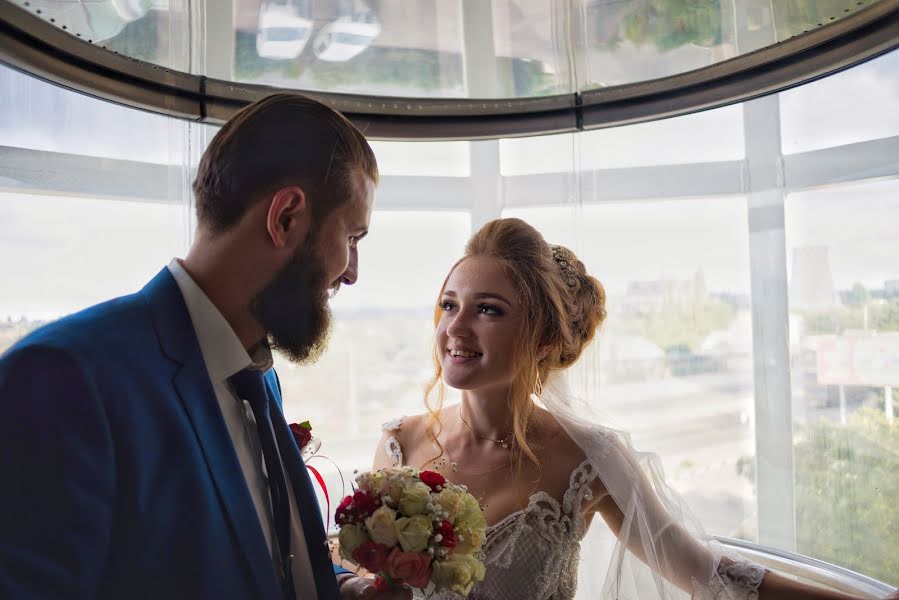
[587,438,888,600]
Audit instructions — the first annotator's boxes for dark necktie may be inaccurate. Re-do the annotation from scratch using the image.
[230,369,297,600]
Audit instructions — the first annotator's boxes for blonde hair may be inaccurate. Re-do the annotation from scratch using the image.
[424,218,607,490]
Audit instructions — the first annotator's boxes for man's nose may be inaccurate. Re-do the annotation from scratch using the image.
[340,248,358,286]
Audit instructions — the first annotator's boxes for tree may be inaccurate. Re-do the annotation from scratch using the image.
[847,282,870,307]
[793,408,899,586]
[803,299,899,335]
[621,0,722,52]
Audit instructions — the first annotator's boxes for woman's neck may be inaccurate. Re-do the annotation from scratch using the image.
[459,387,526,441]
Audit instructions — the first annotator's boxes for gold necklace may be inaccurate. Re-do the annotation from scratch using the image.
[458,406,512,450]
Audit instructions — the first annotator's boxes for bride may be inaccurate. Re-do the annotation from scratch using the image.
[372,218,896,600]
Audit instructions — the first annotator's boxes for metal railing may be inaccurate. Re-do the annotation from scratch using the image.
[716,536,897,599]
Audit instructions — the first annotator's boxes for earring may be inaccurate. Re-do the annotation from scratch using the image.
[534,369,544,398]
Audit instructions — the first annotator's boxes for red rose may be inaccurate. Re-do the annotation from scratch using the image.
[336,491,380,524]
[419,470,446,491]
[350,490,379,520]
[384,547,433,589]
[433,520,456,549]
[352,541,390,573]
[289,422,312,449]
[335,495,354,524]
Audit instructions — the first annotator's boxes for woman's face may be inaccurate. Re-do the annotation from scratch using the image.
[436,257,524,394]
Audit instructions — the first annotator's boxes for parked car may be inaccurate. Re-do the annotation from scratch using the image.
[312,0,380,62]
[256,0,313,60]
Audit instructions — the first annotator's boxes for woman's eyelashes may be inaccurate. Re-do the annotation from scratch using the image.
[439,299,504,317]
[477,303,503,316]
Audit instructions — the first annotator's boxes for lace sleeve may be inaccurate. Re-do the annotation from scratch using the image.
[381,417,405,467]
[711,560,767,600]
[692,559,767,600]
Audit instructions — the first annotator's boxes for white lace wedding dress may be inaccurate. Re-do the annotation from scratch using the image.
[382,417,766,600]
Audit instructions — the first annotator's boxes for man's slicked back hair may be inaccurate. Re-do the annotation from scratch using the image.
[193,93,378,232]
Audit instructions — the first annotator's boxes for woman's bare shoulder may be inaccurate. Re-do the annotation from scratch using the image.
[384,410,442,449]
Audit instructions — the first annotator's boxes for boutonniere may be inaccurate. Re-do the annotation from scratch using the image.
[289,420,314,453]
[289,420,341,529]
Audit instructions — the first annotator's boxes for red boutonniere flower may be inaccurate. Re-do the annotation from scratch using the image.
[289,421,313,450]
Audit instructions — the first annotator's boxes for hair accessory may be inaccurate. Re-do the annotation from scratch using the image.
[551,245,579,288]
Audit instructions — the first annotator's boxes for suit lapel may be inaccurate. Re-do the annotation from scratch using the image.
[266,374,341,600]
[141,269,280,600]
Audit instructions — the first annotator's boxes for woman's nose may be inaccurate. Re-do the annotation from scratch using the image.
[446,310,472,338]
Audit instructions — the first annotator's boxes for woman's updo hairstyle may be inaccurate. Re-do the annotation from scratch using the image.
[424,218,606,482]
[463,218,606,380]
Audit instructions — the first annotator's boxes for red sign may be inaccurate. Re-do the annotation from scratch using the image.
[816,332,899,386]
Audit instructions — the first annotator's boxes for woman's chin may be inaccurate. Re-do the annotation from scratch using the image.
[442,371,476,391]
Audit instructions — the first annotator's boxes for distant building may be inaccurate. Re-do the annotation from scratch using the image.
[621,275,702,316]
[886,279,899,298]
[789,246,840,311]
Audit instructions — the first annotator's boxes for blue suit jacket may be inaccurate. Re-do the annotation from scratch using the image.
[0,268,345,599]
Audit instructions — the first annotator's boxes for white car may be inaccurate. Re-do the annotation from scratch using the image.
[312,3,381,62]
[256,0,313,60]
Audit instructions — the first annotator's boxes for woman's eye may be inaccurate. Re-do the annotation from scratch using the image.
[440,300,455,311]
[478,304,502,316]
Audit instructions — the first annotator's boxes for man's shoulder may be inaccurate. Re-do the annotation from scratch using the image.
[4,291,150,362]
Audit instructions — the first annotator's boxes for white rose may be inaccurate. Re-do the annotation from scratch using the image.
[365,505,398,547]
[338,524,370,561]
[398,481,432,517]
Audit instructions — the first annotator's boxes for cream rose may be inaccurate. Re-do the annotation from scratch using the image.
[394,515,433,553]
[398,480,432,517]
[365,505,398,547]
[453,523,485,554]
[435,488,464,522]
[431,553,486,596]
[453,493,482,525]
[452,495,487,554]
[337,524,370,561]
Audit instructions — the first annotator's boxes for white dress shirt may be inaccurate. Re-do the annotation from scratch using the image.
[168,259,319,599]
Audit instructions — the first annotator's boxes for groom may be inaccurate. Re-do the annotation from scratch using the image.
[0,94,406,599]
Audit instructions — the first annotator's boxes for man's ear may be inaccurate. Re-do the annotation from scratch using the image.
[265,186,310,249]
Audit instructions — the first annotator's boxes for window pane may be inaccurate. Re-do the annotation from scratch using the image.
[780,50,899,154]
[580,0,873,91]
[500,102,744,176]
[234,0,467,98]
[505,199,757,540]
[0,64,192,353]
[275,211,471,527]
[0,193,179,322]
[370,140,470,177]
[23,1,190,70]
[786,178,899,586]
[0,65,184,164]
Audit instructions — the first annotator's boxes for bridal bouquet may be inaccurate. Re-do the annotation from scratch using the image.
[336,467,487,596]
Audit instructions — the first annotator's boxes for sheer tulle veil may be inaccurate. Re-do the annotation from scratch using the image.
[536,371,763,600]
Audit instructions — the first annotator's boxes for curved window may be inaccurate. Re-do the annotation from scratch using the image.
[8,0,889,98]
[1,31,897,594]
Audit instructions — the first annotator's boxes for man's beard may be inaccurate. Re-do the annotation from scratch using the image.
[250,237,339,364]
